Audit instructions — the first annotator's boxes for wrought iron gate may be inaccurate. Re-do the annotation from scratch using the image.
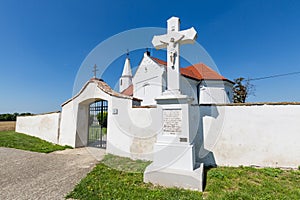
[88,100,108,148]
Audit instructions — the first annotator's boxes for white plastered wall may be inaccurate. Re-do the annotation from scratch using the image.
[16,112,61,144]
[14,79,300,168]
[107,98,161,160]
[133,55,166,106]
[59,82,112,147]
[180,77,198,104]
[59,80,161,160]
[199,80,232,104]
[198,104,300,168]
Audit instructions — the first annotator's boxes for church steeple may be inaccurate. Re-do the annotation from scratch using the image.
[119,52,133,93]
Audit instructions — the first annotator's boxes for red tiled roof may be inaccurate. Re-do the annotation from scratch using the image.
[121,84,133,96]
[151,57,167,66]
[150,57,233,83]
[180,63,231,82]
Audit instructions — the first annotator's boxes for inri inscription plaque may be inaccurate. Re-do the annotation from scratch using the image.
[163,109,182,135]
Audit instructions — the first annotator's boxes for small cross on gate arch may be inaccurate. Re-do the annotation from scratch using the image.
[93,64,98,78]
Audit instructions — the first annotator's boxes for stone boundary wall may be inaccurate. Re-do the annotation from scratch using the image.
[198,103,300,168]
[13,102,300,169]
[198,102,300,106]
[16,112,61,144]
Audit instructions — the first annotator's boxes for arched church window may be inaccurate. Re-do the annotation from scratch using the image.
[143,83,150,95]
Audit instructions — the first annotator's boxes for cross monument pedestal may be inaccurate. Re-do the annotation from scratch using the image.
[143,17,204,191]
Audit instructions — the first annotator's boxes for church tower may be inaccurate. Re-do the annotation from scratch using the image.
[119,55,132,93]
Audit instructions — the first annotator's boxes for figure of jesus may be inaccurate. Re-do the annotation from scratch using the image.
[169,48,177,66]
[169,37,182,67]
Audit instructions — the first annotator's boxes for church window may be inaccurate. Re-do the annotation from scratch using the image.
[120,79,122,85]
[143,83,149,95]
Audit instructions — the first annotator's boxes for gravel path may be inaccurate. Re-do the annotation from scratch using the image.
[0,147,105,200]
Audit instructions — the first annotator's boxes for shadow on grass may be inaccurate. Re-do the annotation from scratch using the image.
[203,165,217,191]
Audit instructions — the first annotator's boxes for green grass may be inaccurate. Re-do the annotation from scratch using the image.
[0,131,72,153]
[101,154,151,173]
[204,166,300,199]
[89,126,107,141]
[67,154,202,200]
[67,155,300,200]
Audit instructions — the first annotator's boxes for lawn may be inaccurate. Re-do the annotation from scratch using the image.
[0,131,72,153]
[67,155,300,200]
[204,166,300,199]
[89,126,107,141]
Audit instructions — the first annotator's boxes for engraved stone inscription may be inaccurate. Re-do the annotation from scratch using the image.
[163,109,182,135]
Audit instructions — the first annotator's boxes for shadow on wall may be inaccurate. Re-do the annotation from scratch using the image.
[193,105,220,167]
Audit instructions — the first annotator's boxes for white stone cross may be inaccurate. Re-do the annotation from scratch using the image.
[152,16,197,95]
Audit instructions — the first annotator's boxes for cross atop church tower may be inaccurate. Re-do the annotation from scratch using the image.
[152,17,197,95]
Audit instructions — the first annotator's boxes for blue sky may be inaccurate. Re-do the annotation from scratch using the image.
[1,0,300,113]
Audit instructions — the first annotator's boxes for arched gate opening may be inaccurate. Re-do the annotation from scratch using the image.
[88,100,108,148]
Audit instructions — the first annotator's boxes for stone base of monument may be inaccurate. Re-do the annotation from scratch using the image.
[152,143,196,171]
[144,163,204,191]
[143,143,204,191]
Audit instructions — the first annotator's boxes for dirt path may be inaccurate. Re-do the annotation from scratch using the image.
[0,147,105,200]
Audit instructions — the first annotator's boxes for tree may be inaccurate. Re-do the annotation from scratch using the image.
[97,111,108,128]
[233,77,255,103]
[0,113,32,121]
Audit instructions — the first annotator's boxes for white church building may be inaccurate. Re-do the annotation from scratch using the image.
[119,51,234,105]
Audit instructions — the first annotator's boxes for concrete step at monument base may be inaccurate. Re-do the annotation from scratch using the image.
[143,163,204,191]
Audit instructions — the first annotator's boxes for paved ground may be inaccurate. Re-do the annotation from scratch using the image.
[0,147,105,200]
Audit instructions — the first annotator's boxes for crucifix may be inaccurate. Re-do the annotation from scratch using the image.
[152,16,197,94]
[92,64,98,78]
